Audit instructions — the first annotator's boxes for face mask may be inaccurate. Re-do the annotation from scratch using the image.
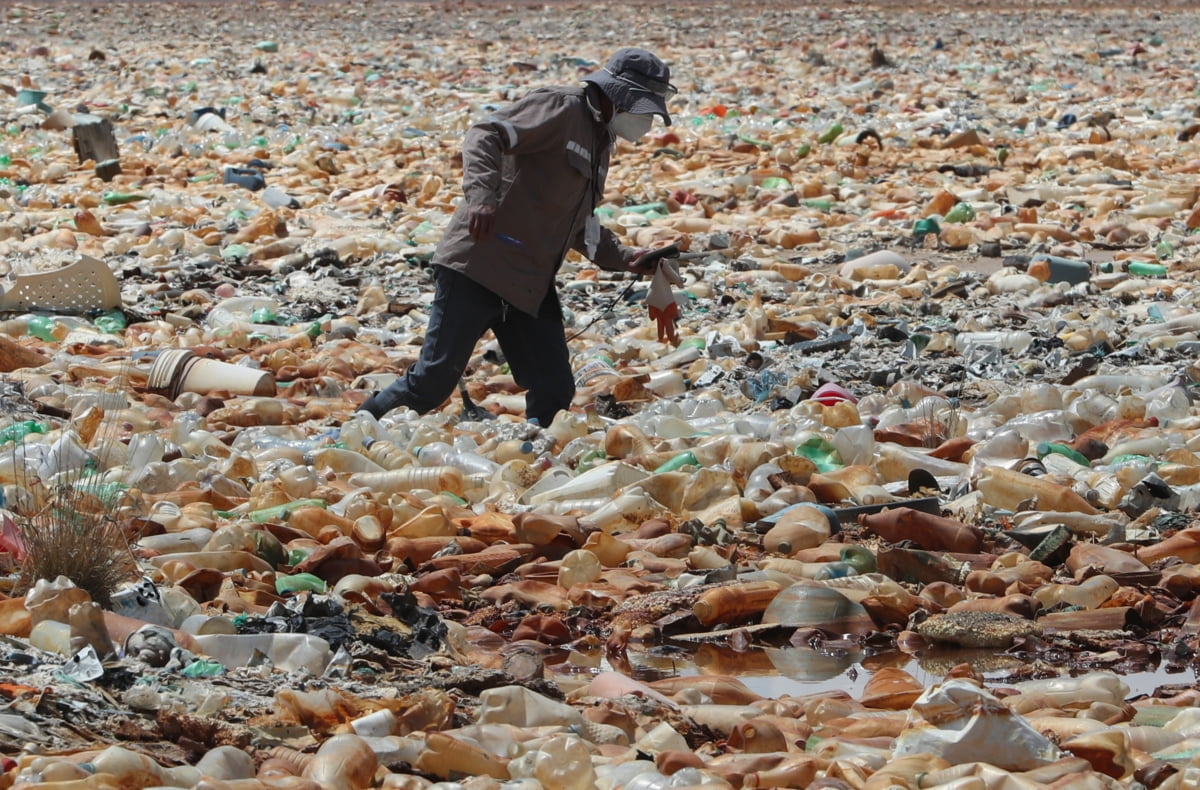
[609,112,654,142]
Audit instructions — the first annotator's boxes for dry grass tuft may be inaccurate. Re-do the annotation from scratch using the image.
[15,484,138,608]
[3,384,139,608]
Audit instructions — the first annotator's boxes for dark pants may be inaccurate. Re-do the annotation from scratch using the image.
[359,266,576,426]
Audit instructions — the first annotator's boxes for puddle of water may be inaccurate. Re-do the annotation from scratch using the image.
[619,644,1199,701]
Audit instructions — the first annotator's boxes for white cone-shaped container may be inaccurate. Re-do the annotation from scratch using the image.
[148,349,275,399]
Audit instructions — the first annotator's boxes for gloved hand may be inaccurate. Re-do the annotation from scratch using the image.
[646,259,684,344]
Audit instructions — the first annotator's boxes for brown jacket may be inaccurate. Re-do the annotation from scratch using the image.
[431,85,635,316]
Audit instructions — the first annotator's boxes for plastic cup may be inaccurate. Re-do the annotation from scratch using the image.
[147,349,275,399]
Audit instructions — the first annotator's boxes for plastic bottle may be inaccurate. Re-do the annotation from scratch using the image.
[653,451,699,473]
[361,437,412,470]
[83,746,168,787]
[531,734,597,790]
[69,601,116,658]
[302,733,379,790]
[1009,672,1128,708]
[818,121,844,143]
[0,420,46,445]
[336,413,386,451]
[794,435,843,473]
[976,465,1099,514]
[494,439,537,464]
[348,466,466,497]
[29,619,72,655]
[246,497,327,523]
[191,633,332,674]
[416,441,499,476]
[860,507,981,553]
[1033,574,1118,610]
[416,732,511,781]
[308,446,386,475]
[953,330,1034,354]
[1028,255,1091,285]
[194,746,256,781]
[526,461,649,505]
[477,685,584,728]
[1037,442,1091,467]
[743,756,822,788]
[692,580,783,625]
[1123,260,1167,278]
[762,504,832,554]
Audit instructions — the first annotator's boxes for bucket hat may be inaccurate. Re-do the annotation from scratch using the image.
[583,47,676,125]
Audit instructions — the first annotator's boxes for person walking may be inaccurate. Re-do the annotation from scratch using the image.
[358,47,676,426]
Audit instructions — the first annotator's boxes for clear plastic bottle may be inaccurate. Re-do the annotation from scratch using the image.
[191,633,332,674]
[416,441,499,476]
[83,746,169,788]
[347,466,466,497]
[362,438,414,470]
[308,447,387,475]
[954,330,1034,354]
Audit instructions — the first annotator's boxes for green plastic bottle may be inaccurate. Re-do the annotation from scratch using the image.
[944,202,976,223]
[101,191,149,205]
[92,309,126,334]
[248,498,327,524]
[1036,442,1090,467]
[26,316,60,342]
[795,436,843,473]
[181,659,224,678]
[1127,261,1167,278]
[0,420,46,444]
[623,202,669,215]
[275,573,327,595]
[818,122,843,144]
[654,451,700,474]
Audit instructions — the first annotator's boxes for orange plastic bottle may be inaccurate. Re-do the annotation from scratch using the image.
[859,507,981,553]
[692,581,784,626]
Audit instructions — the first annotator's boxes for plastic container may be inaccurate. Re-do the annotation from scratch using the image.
[191,633,333,674]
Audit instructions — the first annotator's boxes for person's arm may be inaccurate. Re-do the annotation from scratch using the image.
[461,90,573,239]
[585,226,641,272]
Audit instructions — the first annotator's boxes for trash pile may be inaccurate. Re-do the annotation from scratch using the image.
[6,0,1200,788]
